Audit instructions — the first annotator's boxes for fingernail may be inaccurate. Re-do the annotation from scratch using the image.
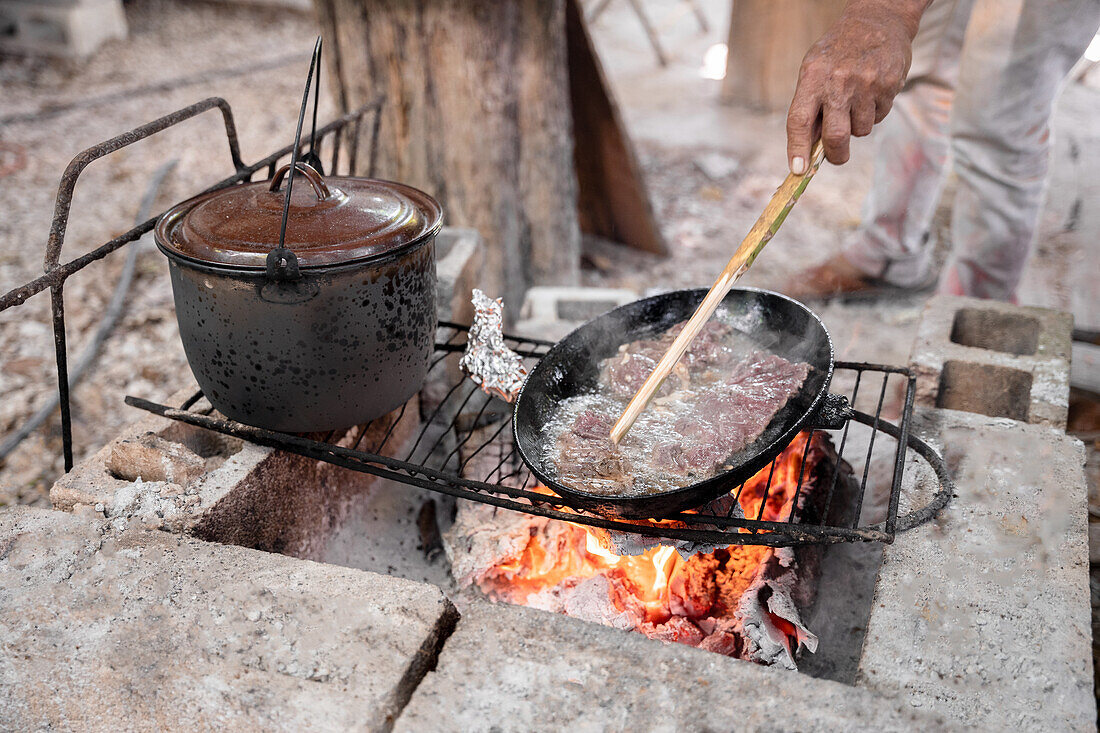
[791,156,807,175]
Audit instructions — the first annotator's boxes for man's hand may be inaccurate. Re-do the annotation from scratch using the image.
[786,0,928,172]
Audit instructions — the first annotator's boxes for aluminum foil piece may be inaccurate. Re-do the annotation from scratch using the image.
[460,289,528,403]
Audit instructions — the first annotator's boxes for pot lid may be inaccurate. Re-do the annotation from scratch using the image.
[157,163,443,269]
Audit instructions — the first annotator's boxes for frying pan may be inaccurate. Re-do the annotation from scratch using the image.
[512,287,834,519]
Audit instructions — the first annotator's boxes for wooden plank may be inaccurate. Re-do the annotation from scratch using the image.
[567,0,668,255]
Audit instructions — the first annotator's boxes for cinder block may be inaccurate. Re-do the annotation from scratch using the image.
[51,386,420,561]
[909,295,1072,428]
[519,285,638,323]
[514,285,638,341]
[858,407,1093,729]
[395,601,960,731]
[1071,340,1100,394]
[0,0,127,58]
[435,227,484,326]
[0,506,457,731]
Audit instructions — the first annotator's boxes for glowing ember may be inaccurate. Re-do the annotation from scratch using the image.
[473,432,829,666]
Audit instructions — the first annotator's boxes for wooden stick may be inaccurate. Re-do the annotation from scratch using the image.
[609,140,826,445]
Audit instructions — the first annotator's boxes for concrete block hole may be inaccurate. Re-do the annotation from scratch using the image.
[936,360,1033,422]
[949,307,1040,356]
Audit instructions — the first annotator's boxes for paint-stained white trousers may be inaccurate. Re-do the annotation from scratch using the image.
[843,0,1100,300]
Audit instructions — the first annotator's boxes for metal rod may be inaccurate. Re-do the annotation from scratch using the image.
[458,418,512,474]
[277,37,323,251]
[849,410,954,533]
[367,105,382,178]
[821,370,862,525]
[1,97,384,314]
[50,285,73,470]
[852,371,891,529]
[308,40,322,162]
[885,375,918,536]
[372,401,408,454]
[754,456,780,522]
[347,117,361,175]
[0,160,178,462]
[786,429,816,523]
[46,98,243,271]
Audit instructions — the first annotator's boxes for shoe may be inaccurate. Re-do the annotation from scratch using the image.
[781,256,937,303]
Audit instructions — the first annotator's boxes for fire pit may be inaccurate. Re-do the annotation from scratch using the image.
[448,431,847,668]
[12,98,1062,732]
[120,321,950,674]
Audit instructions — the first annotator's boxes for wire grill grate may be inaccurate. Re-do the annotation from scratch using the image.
[127,322,954,547]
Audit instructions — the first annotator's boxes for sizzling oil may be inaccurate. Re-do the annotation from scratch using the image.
[543,311,772,498]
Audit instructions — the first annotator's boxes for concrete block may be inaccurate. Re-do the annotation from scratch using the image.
[51,387,420,561]
[0,0,127,58]
[857,407,1094,730]
[395,601,960,732]
[50,388,242,522]
[0,506,457,732]
[106,431,206,485]
[909,295,1072,428]
[514,285,639,342]
[519,285,638,323]
[1071,340,1100,394]
[435,226,485,326]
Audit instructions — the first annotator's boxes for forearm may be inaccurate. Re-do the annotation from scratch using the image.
[843,0,931,42]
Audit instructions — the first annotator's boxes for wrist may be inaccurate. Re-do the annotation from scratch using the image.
[843,0,929,39]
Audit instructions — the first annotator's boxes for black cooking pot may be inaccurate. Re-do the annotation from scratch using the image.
[155,162,442,432]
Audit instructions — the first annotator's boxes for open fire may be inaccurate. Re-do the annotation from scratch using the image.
[455,432,836,668]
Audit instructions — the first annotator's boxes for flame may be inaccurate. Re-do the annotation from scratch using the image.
[734,431,813,523]
[478,432,823,636]
[585,532,620,563]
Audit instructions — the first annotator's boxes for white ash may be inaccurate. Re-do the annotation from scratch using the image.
[735,547,819,670]
[106,476,200,531]
[444,499,548,587]
[561,575,637,630]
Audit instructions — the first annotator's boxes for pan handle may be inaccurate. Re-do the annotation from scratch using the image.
[808,393,852,430]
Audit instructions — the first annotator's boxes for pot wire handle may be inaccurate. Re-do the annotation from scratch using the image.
[270,36,324,282]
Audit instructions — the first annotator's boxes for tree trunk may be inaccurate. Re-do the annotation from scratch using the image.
[721,0,846,112]
[314,0,581,311]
